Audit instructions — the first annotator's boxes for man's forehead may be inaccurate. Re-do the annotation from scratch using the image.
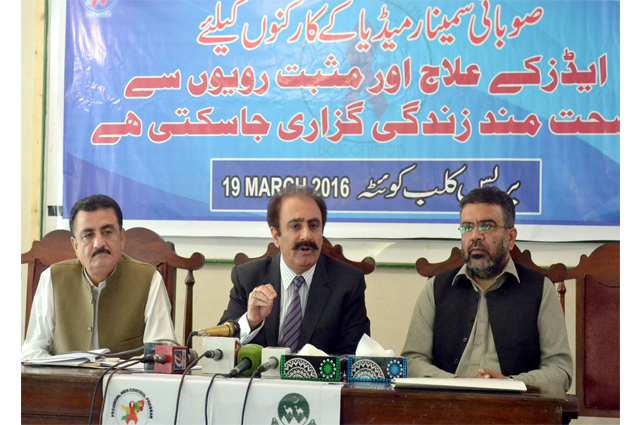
[79,222,117,233]
[74,208,119,228]
[280,196,321,216]
[460,203,504,221]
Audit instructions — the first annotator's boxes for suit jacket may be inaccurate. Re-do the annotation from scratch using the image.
[219,253,371,355]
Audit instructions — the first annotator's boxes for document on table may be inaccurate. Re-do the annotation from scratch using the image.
[21,349,112,367]
[392,377,527,392]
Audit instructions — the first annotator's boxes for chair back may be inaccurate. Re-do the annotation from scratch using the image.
[234,236,376,275]
[566,242,620,417]
[415,244,568,312]
[21,227,205,345]
[21,230,76,332]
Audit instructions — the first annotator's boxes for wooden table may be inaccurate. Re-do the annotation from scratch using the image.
[341,381,574,424]
[22,366,577,424]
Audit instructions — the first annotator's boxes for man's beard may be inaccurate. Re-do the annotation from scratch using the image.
[462,235,510,280]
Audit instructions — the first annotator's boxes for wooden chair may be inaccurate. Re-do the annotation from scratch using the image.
[234,236,376,275]
[566,242,620,418]
[21,227,205,346]
[415,244,569,310]
[415,243,578,424]
[22,230,75,333]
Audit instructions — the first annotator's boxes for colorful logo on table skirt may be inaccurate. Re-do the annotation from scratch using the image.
[271,393,316,425]
[110,388,153,425]
[81,0,119,14]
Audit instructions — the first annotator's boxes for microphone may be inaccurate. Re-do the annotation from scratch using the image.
[229,344,263,377]
[195,320,239,337]
[140,354,167,364]
[260,347,290,379]
[188,349,198,365]
[204,349,223,361]
[154,345,189,374]
[256,356,279,374]
[202,336,240,375]
[143,341,164,372]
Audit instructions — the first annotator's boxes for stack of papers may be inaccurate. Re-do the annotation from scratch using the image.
[22,349,113,367]
[392,377,527,392]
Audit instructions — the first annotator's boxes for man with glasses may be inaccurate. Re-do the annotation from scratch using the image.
[401,186,572,392]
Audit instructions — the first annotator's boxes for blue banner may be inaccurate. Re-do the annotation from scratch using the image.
[62,0,620,239]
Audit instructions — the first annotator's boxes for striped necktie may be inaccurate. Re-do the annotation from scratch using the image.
[281,275,305,352]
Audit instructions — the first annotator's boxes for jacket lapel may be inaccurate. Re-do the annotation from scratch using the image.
[297,254,332,349]
[264,254,282,346]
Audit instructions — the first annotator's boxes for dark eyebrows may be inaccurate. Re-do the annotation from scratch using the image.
[80,228,95,237]
[460,219,498,225]
[287,218,304,226]
[286,217,321,227]
[80,223,116,237]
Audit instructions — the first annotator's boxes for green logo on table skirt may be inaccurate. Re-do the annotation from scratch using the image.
[271,393,316,425]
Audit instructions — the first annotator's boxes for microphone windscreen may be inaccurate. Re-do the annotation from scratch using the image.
[236,344,263,376]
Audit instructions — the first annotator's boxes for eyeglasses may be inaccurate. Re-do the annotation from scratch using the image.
[458,222,512,234]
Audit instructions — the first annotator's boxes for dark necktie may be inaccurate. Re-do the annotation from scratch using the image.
[281,276,305,352]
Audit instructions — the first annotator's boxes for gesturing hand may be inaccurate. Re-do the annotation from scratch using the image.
[247,284,277,330]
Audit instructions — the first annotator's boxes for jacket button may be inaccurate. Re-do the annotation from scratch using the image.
[463,337,468,343]
[88,326,93,332]
[454,359,459,364]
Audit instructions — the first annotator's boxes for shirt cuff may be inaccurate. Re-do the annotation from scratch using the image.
[238,313,265,345]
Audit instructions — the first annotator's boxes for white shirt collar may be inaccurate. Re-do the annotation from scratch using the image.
[279,254,316,290]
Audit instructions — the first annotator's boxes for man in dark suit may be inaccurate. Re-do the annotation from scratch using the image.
[219,185,370,355]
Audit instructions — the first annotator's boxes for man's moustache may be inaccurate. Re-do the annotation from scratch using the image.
[293,241,319,250]
[92,248,112,257]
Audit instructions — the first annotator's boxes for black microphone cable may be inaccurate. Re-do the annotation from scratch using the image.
[88,352,168,425]
[173,349,222,425]
[185,331,198,350]
[87,358,139,425]
[238,356,279,425]
[99,360,143,425]
[240,367,261,425]
[55,341,178,362]
[204,372,228,425]
[102,346,144,358]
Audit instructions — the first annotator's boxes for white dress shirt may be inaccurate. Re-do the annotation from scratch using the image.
[238,257,316,345]
[21,266,177,361]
